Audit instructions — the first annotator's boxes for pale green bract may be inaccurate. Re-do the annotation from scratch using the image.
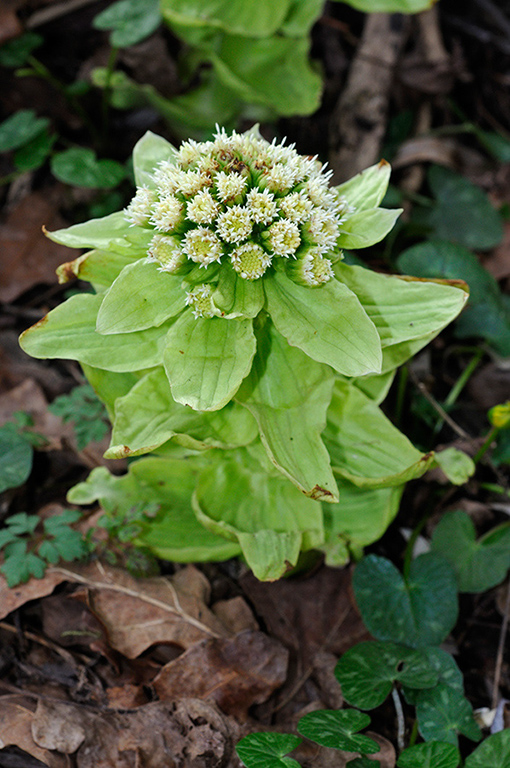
[20,128,469,580]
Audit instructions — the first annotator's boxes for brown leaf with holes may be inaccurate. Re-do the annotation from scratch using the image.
[32,698,243,768]
[48,562,229,658]
[153,629,289,719]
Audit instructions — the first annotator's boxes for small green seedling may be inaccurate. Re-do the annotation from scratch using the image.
[49,383,109,450]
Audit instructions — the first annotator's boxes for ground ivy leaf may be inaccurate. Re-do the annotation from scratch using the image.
[51,148,126,189]
[333,161,391,210]
[353,553,458,648]
[93,0,161,48]
[324,379,432,488]
[236,732,302,768]
[397,741,461,768]
[20,293,170,372]
[107,367,257,457]
[132,130,176,188]
[321,480,403,566]
[164,313,256,411]
[403,648,464,706]
[0,109,49,152]
[96,259,185,334]
[430,510,510,592]
[236,323,338,502]
[297,709,379,754]
[265,272,382,377]
[464,729,510,768]
[335,641,438,710]
[334,262,468,373]
[415,683,481,746]
[193,446,323,581]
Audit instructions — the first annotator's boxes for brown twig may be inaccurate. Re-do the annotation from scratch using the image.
[492,578,510,710]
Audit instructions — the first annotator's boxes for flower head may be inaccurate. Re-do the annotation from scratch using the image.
[123,127,354,318]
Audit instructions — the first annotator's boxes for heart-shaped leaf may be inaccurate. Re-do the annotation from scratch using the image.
[51,148,126,189]
[397,741,460,768]
[431,510,510,592]
[352,553,458,648]
[335,641,438,710]
[297,709,379,754]
[236,732,302,768]
[465,729,510,768]
[414,683,481,746]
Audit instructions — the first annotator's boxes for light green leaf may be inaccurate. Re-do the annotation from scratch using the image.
[93,0,161,47]
[431,510,510,593]
[397,240,510,356]
[325,379,432,488]
[334,262,468,373]
[334,0,434,11]
[210,35,322,116]
[280,0,324,36]
[56,249,139,290]
[212,266,265,319]
[107,367,257,457]
[160,0,291,38]
[353,553,458,648]
[51,148,126,189]
[164,313,256,411]
[465,730,510,768]
[132,130,176,188]
[352,370,396,404]
[297,710,379,754]
[333,161,392,211]
[237,322,338,501]
[236,733,302,768]
[0,110,49,152]
[427,165,503,250]
[45,211,152,255]
[265,271,382,377]
[397,742,461,768]
[80,364,139,420]
[321,480,403,566]
[434,448,475,486]
[193,447,323,580]
[335,641,438,710]
[19,293,169,372]
[337,208,402,250]
[96,259,185,334]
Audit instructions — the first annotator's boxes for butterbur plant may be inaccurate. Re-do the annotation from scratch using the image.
[20,128,468,579]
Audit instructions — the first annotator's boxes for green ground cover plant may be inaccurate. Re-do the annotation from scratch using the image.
[19,127,468,580]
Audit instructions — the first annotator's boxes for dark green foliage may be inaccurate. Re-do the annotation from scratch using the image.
[49,384,109,450]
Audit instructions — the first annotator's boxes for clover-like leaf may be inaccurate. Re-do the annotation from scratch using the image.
[397,741,460,768]
[163,313,256,411]
[430,510,510,592]
[236,732,302,768]
[353,553,458,648]
[297,709,379,754]
[335,641,438,710]
[237,322,338,502]
[464,729,510,768]
[265,271,382,378]
[96,259,186,334]
[51,148,126,189]
[415,683,481,746]
[93,0,161,48]
[193,446,323,580]
[0,110,49,152]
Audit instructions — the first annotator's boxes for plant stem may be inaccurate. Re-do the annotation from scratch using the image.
[473,426,501,465]
[392,687,406,752]
[433,347,484,435]
[408,719,418,748]
[402,514,428,580]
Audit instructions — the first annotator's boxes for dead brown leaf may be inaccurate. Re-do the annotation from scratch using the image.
[31,698,243,768]
[0,378,74,450]
[0,191,76,303]
[0,698,67,767]
[153,629,288,719]
[0,568,68,621]
[212,597,258,635]
[49,562,230,658]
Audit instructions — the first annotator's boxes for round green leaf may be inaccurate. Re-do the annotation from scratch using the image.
[297,710,379,754]
[431,510,510,593]
[51,148,126,189]
[0,424,33,493]
[352,553,458,648]
[434,448,475,486]
[465,729,510,768]
[335,641,438,710]
[0,110,49,152]
[236,733,302,768]
[93,0,161,47]
[397,741,460,768]
[415,683,481,745]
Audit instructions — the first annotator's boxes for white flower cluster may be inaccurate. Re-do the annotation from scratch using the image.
[125,128,355,317]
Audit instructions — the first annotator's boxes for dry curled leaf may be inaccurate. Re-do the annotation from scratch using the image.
[0,698,67,767]
[153,629,289,719]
